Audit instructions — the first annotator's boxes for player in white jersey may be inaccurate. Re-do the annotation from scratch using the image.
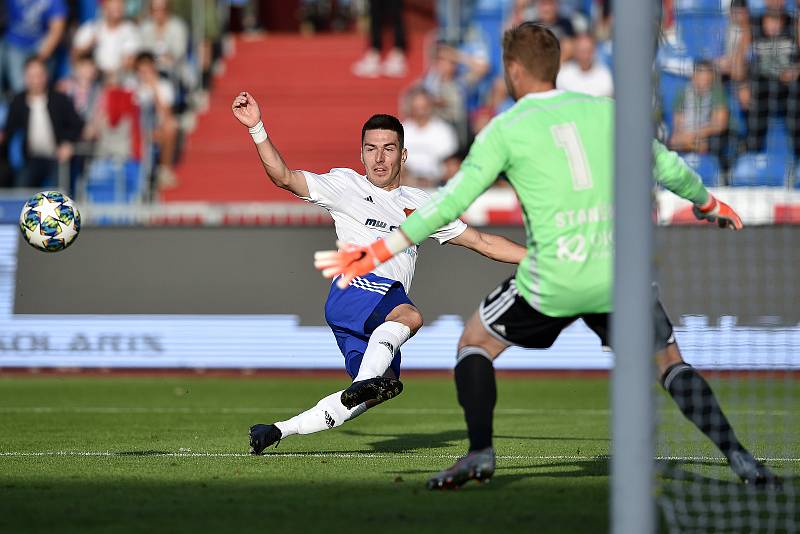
[232,92,526,453]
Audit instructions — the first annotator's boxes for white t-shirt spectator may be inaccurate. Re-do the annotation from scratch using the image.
[135,79,175,109]
[402,118,458,182]
[556,61,614,98]
[139,16,189,73]
[74,20,141,73]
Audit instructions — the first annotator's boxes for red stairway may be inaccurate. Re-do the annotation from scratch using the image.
[165,30,429,203]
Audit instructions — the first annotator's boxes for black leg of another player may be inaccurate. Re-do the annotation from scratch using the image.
[661,362,742,458]
[455,348,497,452]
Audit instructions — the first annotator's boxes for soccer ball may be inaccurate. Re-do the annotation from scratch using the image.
[19,191,81,252]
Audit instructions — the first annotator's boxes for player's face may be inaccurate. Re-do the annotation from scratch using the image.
[361,129,407,189]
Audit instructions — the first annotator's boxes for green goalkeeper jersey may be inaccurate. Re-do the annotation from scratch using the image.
[401,90,710,317]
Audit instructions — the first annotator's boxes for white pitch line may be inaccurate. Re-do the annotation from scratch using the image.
[0,406,791,416]
[1,451,799,462]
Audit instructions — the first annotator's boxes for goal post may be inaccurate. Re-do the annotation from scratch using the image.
[611,0,657,532]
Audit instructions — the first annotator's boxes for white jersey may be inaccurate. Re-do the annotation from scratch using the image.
[301,168,467,293]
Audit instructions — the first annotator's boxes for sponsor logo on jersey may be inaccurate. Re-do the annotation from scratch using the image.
[365,218,399,231]
[364,196,374,203]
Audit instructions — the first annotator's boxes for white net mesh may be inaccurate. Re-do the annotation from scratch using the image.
[655,1,800,530]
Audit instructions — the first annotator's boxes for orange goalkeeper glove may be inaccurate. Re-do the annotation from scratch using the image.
[693,195,743,230]
[314,239,395,289]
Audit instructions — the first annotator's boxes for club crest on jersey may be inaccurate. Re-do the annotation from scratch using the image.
[365,218,399,231]
[403,207,416,217]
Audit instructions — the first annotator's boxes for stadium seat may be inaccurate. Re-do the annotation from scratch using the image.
[682,153,721,186]
[747,0,797,15]
[84,160,143,203]
[659,71,690,132]
[675,12,727,59]
[674,0,725,11]
[794,161,800,189]
[730,153,789,186]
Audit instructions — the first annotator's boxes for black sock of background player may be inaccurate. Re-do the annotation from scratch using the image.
[661,362,743,458]
[455,348,497,452]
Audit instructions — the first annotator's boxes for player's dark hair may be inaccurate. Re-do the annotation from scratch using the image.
[502,22,561,85]
[361,114,404,150]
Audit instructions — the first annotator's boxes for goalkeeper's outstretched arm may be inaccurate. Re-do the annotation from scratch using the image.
[232,91,309,198]
[652,141,742,230]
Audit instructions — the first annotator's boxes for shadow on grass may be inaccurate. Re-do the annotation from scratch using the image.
[658,459,796,492]
[340,429,608,453]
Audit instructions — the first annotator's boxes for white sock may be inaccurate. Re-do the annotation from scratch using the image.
[273,390,368,437]
[354,321,412,381]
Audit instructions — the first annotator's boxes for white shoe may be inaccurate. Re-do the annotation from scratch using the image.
[352,51,381,78]
[382,50,407,78]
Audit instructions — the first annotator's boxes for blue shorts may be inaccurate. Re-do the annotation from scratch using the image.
[324,273,414,380]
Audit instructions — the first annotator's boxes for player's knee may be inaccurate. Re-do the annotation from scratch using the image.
[656,343,684,377]
[390,304,423,334]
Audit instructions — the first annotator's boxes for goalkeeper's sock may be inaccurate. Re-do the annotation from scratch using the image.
[455,347,497,452]
[274,390,368,437]
[661,362,743,457]
[353,321,411,381]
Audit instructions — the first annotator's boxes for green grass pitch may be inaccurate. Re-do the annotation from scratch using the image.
[0,375,797,533]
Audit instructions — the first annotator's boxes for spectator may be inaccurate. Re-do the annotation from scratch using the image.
[471,76,513,135]
[139,0,189,81]
[531,0,577,62]
[133,51,178,189]
[556,33,613,97]
[739,6,800,155]
[1,56,83,188]
[669,61,730,168]
[352,0,407,78]
[401,87,458,186]
[3,0,67,93]
[716,0,749,81]
[72,0,141,75]
[421,42,489,141]
[58,53,102,125]
[441,148,469,185]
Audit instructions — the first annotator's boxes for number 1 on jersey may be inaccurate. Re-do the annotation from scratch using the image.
[551,122,593,191]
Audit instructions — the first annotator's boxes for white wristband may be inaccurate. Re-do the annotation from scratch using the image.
[249,121,268,144]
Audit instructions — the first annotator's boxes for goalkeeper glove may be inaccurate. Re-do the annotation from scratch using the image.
[314,232,412,289]
[314,240,394,289]
[693,195,743,230]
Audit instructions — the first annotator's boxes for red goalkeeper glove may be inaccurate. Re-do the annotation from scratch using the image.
[693,195,743,230]
[314,239,394,289]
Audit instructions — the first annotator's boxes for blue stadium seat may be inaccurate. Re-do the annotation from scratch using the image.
[682,153,721,186]
[730,153,789,186]
[747,0,797,15]
[794,161,800,188]
[674,0,725,12]
[675,12,727,59]
[659,71,690,132]
[84,160,143,203]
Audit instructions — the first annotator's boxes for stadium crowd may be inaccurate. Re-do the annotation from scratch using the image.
[0,0,227,200]
[1,0,797,201]
[398,0,800,188]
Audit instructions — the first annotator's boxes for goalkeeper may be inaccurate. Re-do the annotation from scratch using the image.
[315,22,779,490]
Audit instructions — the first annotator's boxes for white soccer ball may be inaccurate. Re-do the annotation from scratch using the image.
[19,191,81,252]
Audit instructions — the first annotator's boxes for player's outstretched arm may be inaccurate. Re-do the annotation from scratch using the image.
[232,91,309,198]
[445,227,526,264]
[652,141,743,230]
